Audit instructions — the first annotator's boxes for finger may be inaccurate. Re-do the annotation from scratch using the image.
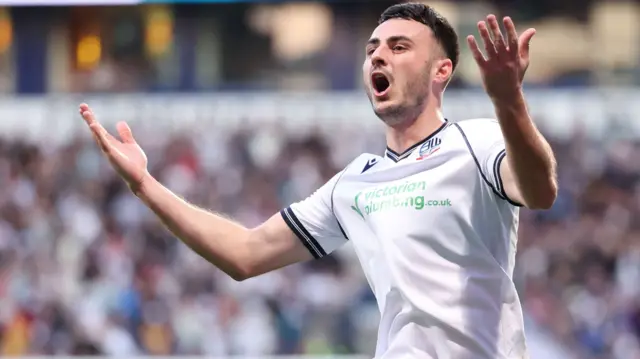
[477,21,496,59]
[90,121,119,145]
[90,123,112,154]
[487,15,506,52]
[503,17,519,54]
[116,121,137,144]
[518,28,536,59]
[79,104,116,147]
[466,35,486,65]
[80,105,97,126]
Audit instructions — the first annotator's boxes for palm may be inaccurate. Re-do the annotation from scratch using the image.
[79,104,149,191]
[103,134,148,184]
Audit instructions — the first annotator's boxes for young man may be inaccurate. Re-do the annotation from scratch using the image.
[79,3,557,358]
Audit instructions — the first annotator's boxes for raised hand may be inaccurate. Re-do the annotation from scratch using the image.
[79,103,149,193]
[466,15,536,101]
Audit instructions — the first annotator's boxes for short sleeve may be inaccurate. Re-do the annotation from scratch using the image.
[456,119,522,207]
[280,171,348,259]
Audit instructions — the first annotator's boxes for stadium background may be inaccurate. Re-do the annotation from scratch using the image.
[0,1,639,359]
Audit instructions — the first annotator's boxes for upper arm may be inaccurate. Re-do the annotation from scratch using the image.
[246,170,348,277]
[458,119,523,207]
[245,213,314,277]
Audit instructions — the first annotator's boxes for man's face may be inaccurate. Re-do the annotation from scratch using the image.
[363,19,438,125]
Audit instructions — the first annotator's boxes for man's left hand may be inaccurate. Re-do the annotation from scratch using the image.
[467,15,536,102]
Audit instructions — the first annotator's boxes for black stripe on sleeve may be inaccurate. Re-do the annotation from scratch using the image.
[454,123,506,200]
[280,207,327,259]
[494,149,524,207]
[494,149,507,195]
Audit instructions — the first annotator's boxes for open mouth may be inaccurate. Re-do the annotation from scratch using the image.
[371,73,391,96]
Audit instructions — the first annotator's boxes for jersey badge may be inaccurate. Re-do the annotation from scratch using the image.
[416,137,441,160]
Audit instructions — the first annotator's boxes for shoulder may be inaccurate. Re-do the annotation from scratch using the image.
[453,118,501,134]
[341,153,383,175]
[451,118,503,144]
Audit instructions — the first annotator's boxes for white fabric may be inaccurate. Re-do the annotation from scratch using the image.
[282,119,525,359]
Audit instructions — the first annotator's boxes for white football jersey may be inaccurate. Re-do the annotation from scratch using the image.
[280,118,526,359]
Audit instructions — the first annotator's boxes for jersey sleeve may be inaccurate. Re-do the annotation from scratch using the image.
[280,170,348,259]
[457,119,523,207]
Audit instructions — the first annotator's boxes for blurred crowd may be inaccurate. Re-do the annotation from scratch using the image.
[0,118,639,359]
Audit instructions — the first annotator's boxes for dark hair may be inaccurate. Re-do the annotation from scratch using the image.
[379,2,459,72]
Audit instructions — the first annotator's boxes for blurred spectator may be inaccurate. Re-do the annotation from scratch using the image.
[0,121,639,358]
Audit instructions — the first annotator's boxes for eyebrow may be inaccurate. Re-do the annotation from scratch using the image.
[366,35,414,46]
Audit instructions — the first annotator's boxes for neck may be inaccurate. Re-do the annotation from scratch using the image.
[385,99,445,154]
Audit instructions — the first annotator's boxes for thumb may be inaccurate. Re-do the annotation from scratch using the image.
[116,121,137,144]
[518,28,536,59]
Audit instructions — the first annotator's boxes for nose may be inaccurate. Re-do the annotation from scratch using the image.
[370,47,388,67]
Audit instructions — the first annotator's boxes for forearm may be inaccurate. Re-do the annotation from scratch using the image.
[134,175,252,280]
[494,90,557,207]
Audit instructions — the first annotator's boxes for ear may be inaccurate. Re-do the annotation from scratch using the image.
[433,58,454,86]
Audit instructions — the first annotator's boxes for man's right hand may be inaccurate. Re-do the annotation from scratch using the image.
[80,103,149,194]
[78,103,314,281]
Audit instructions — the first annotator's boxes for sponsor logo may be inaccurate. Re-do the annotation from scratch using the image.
[350,180,452,219]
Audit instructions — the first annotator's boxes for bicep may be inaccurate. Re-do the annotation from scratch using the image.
[246,213,315,277]
[244,171,349,277]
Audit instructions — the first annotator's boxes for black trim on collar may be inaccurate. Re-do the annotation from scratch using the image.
[385,120,449,162]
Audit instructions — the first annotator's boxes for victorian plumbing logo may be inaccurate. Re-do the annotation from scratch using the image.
[350,180,452,219]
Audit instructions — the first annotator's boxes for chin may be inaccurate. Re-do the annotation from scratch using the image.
[373,100,425,127]
[373,101,395,115]
[373,102,407,125]
[371,94,396,111]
